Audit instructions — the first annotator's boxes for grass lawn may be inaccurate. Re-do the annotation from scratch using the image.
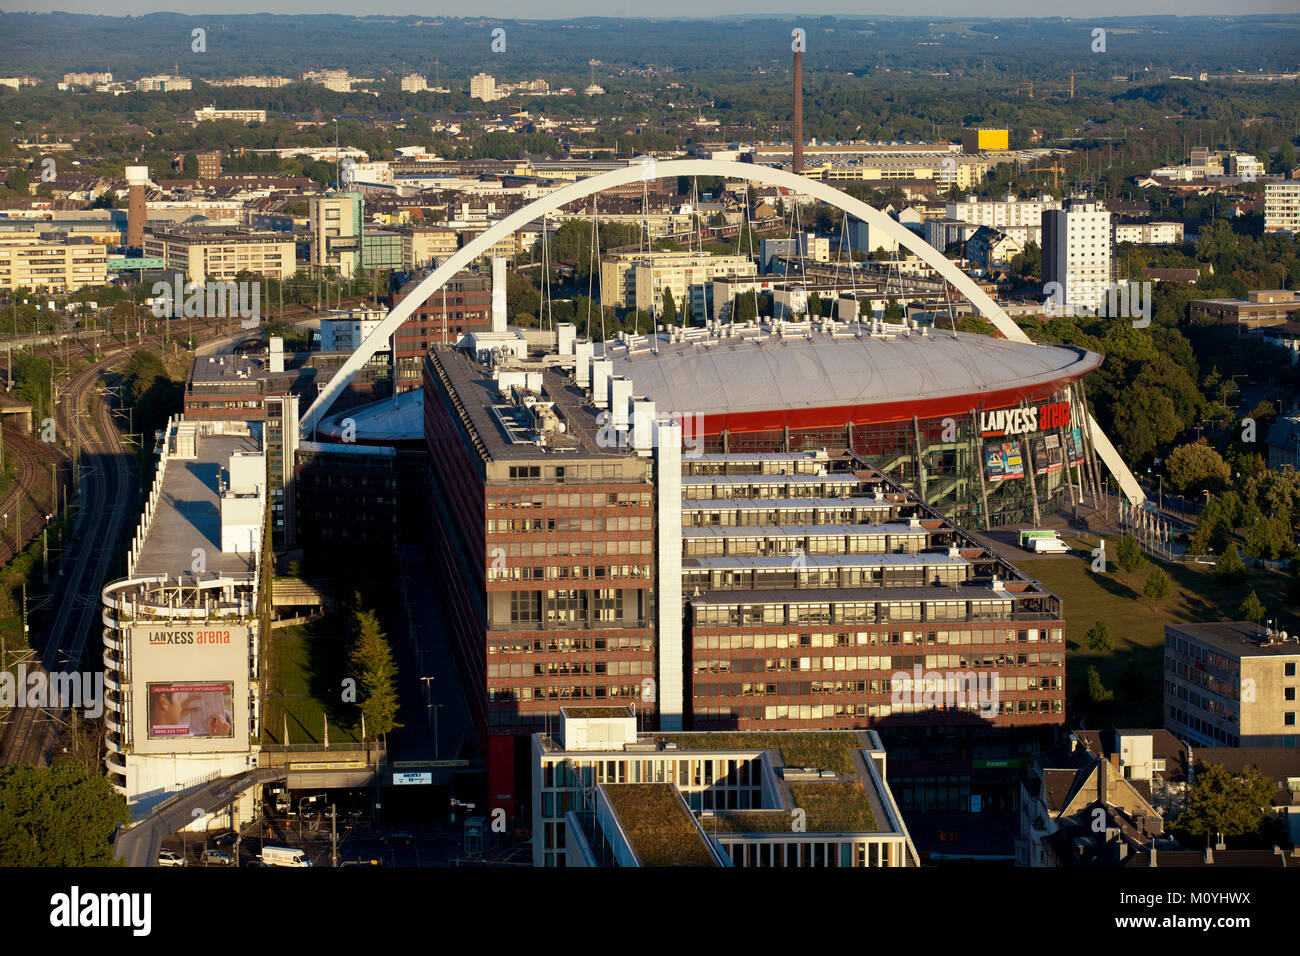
[1020,544,1297,727]
[263,616,361,746]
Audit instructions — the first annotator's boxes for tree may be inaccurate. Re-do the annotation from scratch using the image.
[1086,666,1114,704]
[882,296,904,320]
[1114,534,1144,574]
[1174,763,1275,843]
[1165,441,1231,495]
[0,765,129,866]
[1142,566,1171,601]
[4,168,30,196]
[1214,543,1247,586]
[1237,590,1265,623]
[1118,657,1149,700]
[1085,619,1113,653]
[661,287,677,325]
[349,602,402,738]
[182,152,199,179]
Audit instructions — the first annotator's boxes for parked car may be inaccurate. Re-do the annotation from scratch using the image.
[210,832,239,847]
[199,849,234,866]
[380,831,414,846]
[157,849,185,867]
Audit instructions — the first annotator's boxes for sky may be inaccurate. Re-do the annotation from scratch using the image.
[0,1,1296,17]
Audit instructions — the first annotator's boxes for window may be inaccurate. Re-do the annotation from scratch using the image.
[1286,713,1296,727]
[1288,663,1297,678]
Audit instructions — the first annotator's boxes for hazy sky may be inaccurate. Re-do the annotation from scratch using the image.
[1,1,1296,17]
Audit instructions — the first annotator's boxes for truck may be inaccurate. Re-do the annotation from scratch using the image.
[1017,529,1060,549]
[260,846,312,868]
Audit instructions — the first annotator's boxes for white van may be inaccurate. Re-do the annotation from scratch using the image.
[1031,536,1071,554]
[260,846,312,867]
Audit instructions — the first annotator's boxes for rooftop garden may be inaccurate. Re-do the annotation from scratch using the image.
[654,732,865,774]
[704,780,878,835]
[603,784,717,867]
[564,706,633,719]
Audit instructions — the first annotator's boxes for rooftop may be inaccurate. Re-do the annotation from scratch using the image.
[1167,621,1300,657]
[601,322,1100,418]
[601,785,719,867]
[133,426,261,582]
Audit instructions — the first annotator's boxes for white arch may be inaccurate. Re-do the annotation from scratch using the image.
[301,159,1142,505]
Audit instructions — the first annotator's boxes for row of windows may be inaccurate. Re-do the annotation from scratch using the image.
[489,636,653,654]
[694,655,1064,674]
[489,516,651,532]
[488,490,651,507]
[691,629,1065,650]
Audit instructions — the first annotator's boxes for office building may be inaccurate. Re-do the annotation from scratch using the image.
[1164,622,1300,748]
[1188,289,1300,330]
[391,270,492,391]
[532,709,918,868]
[196,151,222,180]
[142,228,296,283]
[309,192,364,279]
[102,416,266,817]
[600,251,757,312]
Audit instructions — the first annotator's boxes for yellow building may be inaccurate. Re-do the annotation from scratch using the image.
[0,235,107,291]
[962,128,1009,153]
[142,228,296,283]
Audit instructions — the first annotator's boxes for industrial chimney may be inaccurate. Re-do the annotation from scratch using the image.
[792,48,803,174]
[125,165,149,249]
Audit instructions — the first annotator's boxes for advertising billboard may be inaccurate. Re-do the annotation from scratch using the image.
[1031,434,1063,476]
[128,624,251,755]
[147,682,235,739]
[1066,427,1085,467]
[985,441,1023,482]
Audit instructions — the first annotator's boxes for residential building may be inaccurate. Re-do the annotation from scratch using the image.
[600,251,757,311]
[1265,182,1300,234]
[470,73,498,102]
[1018,729,1186,867]
[319,308,388,353]
[142,227,296,283]
[193,106,267,124]
[1188,289,1300,330]
[0,234,107,291]
[402,226,460,270]
[62,71,113,87]
[1164,622,1300,748]
[196,151,222,180]
[1113,221,1184,245]
[400,73,428,93]
[1265,414,1300,470]
[136,74,191,92]
[949,192,1055,230]
[301,69,352,92]
[532,709,918,868]
[1041,198,1113,313]
[965,225,1023,270]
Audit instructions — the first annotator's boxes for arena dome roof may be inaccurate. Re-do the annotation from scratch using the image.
[601,320,1100,424]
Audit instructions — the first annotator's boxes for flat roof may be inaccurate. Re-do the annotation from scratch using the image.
[133,429,260,582]
[602,325,1100,417]
[689,585,1025,606]
[1167,621,1300,658]
[681,496,896,512]
[684,552,969,571]
[682,523,932,539]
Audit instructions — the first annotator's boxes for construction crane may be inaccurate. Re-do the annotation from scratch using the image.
[1029,158,1065,191]
[1014,80,1034,98]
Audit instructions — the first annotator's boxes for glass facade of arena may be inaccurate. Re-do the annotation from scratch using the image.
[699,380,1099,529]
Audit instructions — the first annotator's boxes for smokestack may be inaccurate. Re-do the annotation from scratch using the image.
[125,165,149,249]
[491,256,506,333]
[793,49,803,174]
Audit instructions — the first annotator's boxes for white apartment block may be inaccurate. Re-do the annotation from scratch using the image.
[601,251,757,312]
[1114,221,1184,245]
[946,194,1061,230]
[1266,183,1300,235]
[136,75,192,92]
[1042,199,1113,313]
[309,193,363,279]
[470,73,498,101]
[400,74,428,92]
[62,71,113,87]
[301,70,353,92]
[194,106,267,124]
[0,235,107,291]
